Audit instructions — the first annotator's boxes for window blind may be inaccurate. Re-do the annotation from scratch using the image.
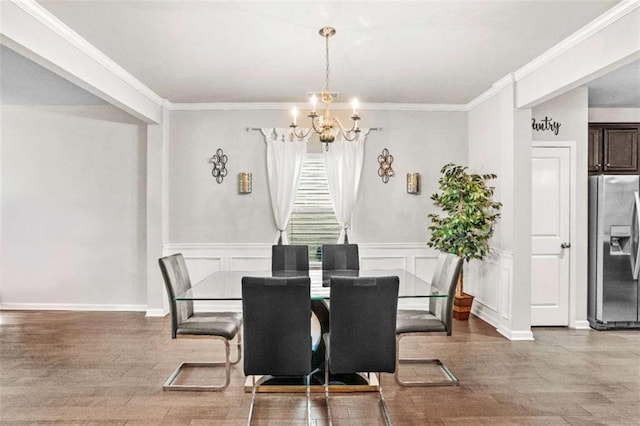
[287,154,341,261]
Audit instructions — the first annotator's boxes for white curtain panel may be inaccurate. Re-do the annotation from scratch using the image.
[323,131,366,243]
[262,128,308,244]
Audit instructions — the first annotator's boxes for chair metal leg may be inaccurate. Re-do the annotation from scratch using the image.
[230,328,242,365]
[306,373,311,426]
[377,373,393,426]
[247,373,312,425]
[394,334,459,387]
[324,357,332,426]
[247,375,257,426]
[163,336,231,391]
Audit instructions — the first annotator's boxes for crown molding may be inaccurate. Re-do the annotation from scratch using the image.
[12,0,164,107]
[466,0,639,112]
[166,102,290,111]
[362,103,467,112]
[465,73,515,111]
[513,0,640,81]
[166,101,467,112]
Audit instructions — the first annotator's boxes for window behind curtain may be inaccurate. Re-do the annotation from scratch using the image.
[287,154,341,262]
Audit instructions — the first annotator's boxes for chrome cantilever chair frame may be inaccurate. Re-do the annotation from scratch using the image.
[324,276,399,426]
[394,252,463,387]
[242,276,312,426]
[159,253,242,392]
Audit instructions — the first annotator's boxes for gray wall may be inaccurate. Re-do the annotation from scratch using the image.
[1,105,147,307]
[352,110,467,243]
[168,109,468,245]
[532,87,589,326]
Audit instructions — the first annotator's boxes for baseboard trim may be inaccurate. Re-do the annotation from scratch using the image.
[146,308,167,317]
[497,325,535,341]
[0,303,147,312]
[572,320,591,330]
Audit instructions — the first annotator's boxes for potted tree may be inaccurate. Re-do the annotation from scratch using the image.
[427,163,502,320]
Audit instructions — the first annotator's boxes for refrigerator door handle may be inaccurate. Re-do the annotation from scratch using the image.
[632,191,640,280]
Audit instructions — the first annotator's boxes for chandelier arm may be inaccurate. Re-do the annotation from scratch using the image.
[310,116,324,135]
[291,126,313,140]
[330,117,361,141]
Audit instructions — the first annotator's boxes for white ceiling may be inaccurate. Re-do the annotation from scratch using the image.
[26,0,626,106]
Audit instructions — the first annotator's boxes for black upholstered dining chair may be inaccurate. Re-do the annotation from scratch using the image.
[321,244,359,270]
[159,253,242,391]
[324,275,399,426]
[394,251,463,386]
[242,276,312,425]
[271,244,309,272]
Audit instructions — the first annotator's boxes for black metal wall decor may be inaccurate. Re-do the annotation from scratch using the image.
[209,148,228,183]
[377,148,394,183]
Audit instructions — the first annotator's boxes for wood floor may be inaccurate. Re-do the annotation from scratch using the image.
[1,310,639,425]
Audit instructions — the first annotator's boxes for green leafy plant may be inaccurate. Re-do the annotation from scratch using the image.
[427,163,502,295]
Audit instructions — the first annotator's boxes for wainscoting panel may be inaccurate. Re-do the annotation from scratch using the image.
[466,249,513,328]
[499,252,514,321]
[182,256,223,283]
[229,256,271,271]
[360,256,407,270]
[413,255,439,283]
[358,243,436,277]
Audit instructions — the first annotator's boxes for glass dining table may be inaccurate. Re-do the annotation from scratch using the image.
[175,268,446,392]
[177,268,444,301]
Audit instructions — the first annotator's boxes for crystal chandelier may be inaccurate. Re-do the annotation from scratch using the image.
[290,26,361,150]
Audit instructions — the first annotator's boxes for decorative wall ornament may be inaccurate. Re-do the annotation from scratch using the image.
[209,148,228,183]
[406,173,421,194]
[238,172,252,194]
[377,148,394,183]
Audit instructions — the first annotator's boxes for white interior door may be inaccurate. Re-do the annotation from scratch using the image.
[531,145,572,326]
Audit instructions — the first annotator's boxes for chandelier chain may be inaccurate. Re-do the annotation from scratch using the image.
[325,32,330,93]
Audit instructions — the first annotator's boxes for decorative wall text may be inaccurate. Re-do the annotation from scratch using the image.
[531,116,561,136]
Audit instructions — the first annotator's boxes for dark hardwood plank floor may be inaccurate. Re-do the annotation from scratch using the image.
[1,310,639,425]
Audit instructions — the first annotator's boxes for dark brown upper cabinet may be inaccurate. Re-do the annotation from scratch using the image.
[588,124,640,175]
[588,127,603,173]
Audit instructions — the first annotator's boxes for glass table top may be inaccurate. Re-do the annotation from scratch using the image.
[176,269,445,301]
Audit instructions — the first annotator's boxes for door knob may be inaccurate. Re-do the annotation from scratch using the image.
[561,242,571,249]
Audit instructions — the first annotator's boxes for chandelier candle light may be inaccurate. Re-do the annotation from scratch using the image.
[290,26,361,150]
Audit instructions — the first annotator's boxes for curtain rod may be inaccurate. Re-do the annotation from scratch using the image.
[245,127,383,132]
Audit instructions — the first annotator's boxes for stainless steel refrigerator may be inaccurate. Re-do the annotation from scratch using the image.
[588,175,640,329]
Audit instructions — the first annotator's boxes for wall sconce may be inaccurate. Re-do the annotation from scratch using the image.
[209,148,228,184]
[406,173,421,194]
[238,172,252,194]
[377,148,394,183]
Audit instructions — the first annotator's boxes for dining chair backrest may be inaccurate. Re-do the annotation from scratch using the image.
[271,245,309,272]
[241,276,312,377]
[322,244,360,270]
[428,252,463,335]
[159,253,194,339]
[328,276,399,374]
